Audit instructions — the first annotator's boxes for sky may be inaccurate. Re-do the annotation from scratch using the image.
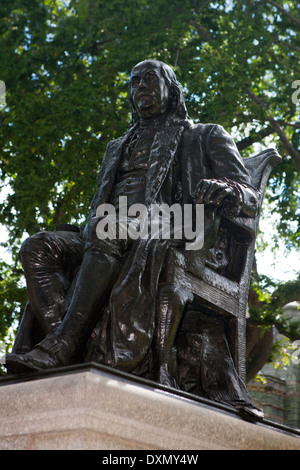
[255,203,299,283]
[256,234,299,283]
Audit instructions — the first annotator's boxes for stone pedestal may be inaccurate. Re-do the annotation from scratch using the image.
[0,364,299,450]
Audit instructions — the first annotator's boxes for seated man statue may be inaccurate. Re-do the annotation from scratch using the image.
[5,59,263,419]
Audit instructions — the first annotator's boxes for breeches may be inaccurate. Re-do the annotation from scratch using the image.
[19,216,129,276]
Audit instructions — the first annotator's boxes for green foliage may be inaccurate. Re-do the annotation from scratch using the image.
[249,273,300,340]
[0,0,299,346]
[0,261,27,342]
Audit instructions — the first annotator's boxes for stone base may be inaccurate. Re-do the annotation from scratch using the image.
[0,364,299,450]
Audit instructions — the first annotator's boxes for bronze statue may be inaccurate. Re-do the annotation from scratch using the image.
[5,59,270,420]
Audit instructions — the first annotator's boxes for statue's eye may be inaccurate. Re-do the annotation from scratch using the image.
[131,72,158,89]
[131,76,140,88]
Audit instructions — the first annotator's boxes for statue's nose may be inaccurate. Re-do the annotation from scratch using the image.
[138,78,147,89]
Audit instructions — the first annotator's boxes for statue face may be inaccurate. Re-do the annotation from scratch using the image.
[130,61,170,119]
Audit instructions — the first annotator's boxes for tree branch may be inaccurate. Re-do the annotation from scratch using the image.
[192,20,213,42]
[237,125,274,151]
[246,88,300,170]
[278,39,300,55]
[263,0,300,28]
[278,120,300,129]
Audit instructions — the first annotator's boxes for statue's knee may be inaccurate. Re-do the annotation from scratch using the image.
[159,285,194,307]
[19,231,53,260]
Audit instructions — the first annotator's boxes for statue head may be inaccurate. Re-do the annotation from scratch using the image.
[129,59,190,126]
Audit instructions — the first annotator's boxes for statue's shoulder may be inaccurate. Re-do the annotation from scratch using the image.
[103,131,131,156]
[182,122,220,142]
[106,133,128,147]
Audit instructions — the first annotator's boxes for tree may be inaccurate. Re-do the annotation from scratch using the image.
[0,0,299,378]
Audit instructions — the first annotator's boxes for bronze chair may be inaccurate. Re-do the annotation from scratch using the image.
[161,148,282,389]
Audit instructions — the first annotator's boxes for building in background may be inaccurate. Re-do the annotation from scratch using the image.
[248,302,300,429]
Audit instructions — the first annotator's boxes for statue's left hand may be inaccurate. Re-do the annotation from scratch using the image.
[193,179,237,207]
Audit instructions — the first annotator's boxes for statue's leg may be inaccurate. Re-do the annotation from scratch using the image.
[19,230,84,335]
[12,302,37,354]
[5,218,123,372]
[53,244,122,354]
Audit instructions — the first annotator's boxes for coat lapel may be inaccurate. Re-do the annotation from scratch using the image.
[90,131,132,211]
[91,123,184,213]
[145,124,184,206]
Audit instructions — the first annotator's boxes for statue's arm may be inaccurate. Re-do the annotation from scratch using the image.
[86,141,113,221]
[194,124,259,218]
